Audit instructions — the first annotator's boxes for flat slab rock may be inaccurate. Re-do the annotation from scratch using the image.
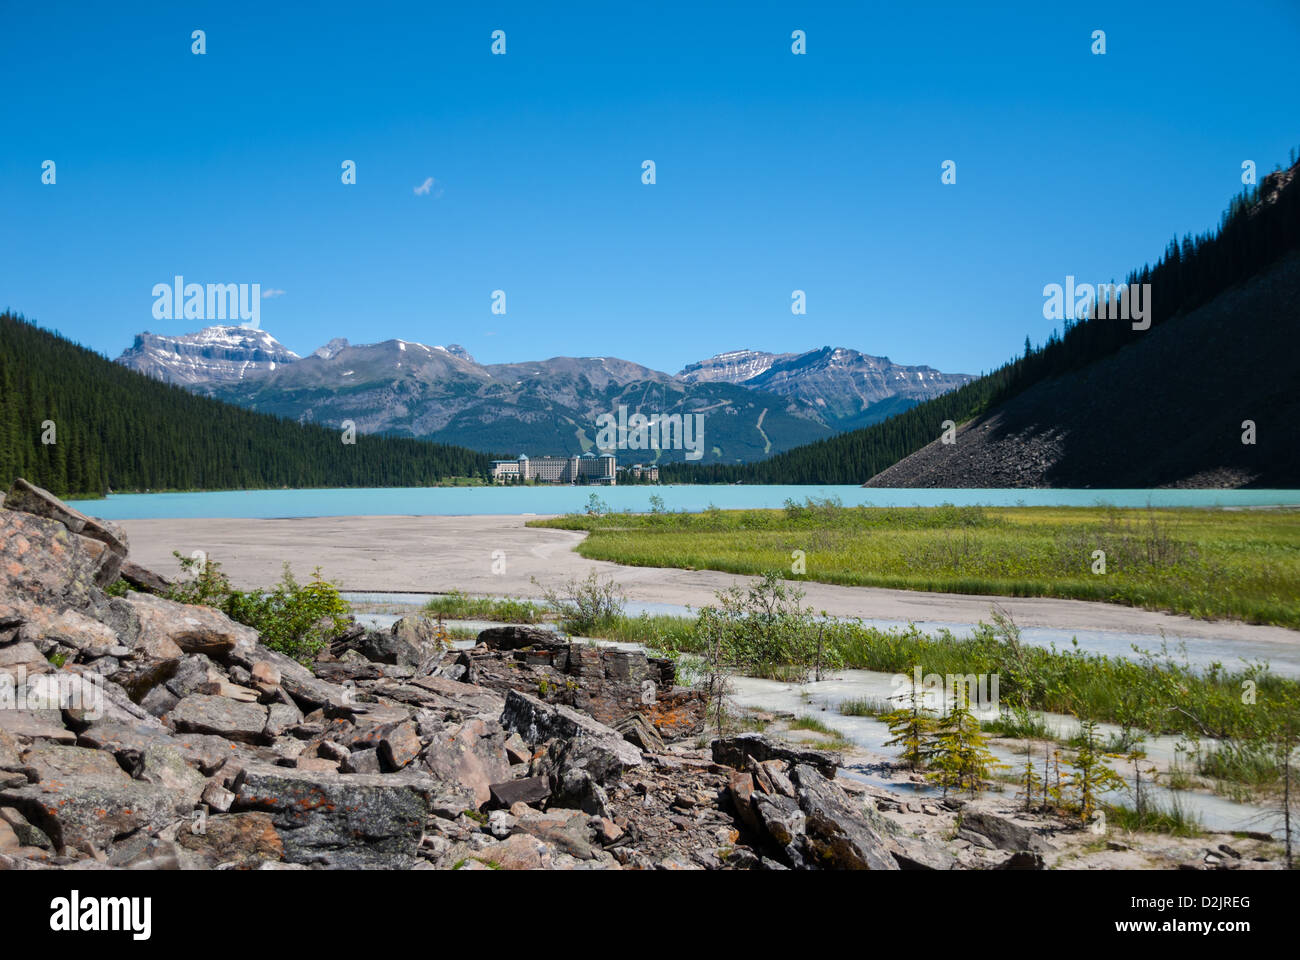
[477,625,565,651]
[79,720,243,775]
[411,675,504,712]
[0,745,196,854]
[231,763,469,867]
[712,732,838,779]
[501,689,641,770]
[125,592,259,660]
[0,706,74,743]
[119,560,171,595]
[168,694,268,744]
[17,743,130,787]
[490,775,551,808]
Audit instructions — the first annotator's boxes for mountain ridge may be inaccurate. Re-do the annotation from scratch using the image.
[115,330,971,465]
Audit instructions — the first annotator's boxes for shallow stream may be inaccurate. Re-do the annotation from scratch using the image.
[344,592,1292,839]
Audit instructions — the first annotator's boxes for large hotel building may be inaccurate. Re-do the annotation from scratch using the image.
[490,452,617,485]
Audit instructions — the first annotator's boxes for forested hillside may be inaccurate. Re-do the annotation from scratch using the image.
[664,154,1300,485]
[0,313,494,498]
[866,246,1300,488]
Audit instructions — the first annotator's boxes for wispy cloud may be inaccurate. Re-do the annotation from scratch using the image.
[414,176,443,198]
[261,288,286,299]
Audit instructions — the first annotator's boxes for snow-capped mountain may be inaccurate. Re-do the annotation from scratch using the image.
[115,326,300,386]
[114,326,972,462]
[676,349,796,385]
[679,346,974,426]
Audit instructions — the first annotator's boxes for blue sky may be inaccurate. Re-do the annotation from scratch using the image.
[2,0,1297,377]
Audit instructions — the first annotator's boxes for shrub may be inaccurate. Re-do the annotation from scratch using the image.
[224,565,351,663]
[532,571,626,634]
[1106,796,1203,837]
[698,571,833,681]
[167,551,234,607]
[167,552,351,663]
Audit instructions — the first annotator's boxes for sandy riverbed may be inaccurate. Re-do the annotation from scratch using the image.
[118,513,1300,647]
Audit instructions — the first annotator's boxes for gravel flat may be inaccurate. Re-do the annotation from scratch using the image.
[119,513,1300,648]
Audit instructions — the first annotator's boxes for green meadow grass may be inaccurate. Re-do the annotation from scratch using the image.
[1106,797,1204,838]
[421,591,550,624]
[531,502,1300,629]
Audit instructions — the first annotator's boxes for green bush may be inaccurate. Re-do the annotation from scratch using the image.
[694,571,838,681]
[224,567,351,663]
[533,571,626,634]
[166,552,351,663]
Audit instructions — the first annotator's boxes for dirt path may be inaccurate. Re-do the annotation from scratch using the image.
[119,513,1300,647]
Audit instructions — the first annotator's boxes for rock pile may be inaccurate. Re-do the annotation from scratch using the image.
[0,478,950,870]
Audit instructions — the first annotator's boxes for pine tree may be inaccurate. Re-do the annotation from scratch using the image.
[1273,720,1296,869]
[1016,738,1044,812]
[925,702,1003,797]
[662,147,1300,485]
[883,676,938,772]
[1065,719,1128,827]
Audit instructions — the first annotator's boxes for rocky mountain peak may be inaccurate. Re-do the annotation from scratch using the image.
[676,349,792,385]
[115,325,300,386]
[312,337,350,360]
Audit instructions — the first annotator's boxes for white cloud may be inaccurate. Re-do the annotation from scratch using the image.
[261,288,286,299]
[414,176,443,198]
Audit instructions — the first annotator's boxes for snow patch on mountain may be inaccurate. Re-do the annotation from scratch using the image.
[115,325,300,386]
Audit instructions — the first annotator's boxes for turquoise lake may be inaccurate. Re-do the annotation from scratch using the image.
[66,485,1300,520]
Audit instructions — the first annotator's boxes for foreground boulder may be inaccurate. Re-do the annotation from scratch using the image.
[231,763,443,867]
[168,694,269,744]
[3,479,128,586]
[76,720,237,777]
[0,743,196,855]
[125,592,258,659]
[790,764,899,870]
[500,689,640,770]
[419,717,511,806]
[4,602,124,662]
[0,510,103,610]
[176,811,284,868]
[712,732,838,778]
[959,810,1054,854]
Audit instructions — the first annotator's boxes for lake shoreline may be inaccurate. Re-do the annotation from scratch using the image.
[67,484,1300,521]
